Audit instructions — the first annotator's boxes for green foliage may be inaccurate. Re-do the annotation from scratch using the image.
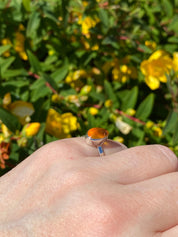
[0,0,178,174]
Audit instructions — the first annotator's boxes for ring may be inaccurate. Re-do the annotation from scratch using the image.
[85,127,109,157]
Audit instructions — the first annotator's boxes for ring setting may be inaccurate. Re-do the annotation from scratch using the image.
[85,128,109,157]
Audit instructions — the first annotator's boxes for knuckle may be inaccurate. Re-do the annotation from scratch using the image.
[60,167,93,188]
[74,188,120,235]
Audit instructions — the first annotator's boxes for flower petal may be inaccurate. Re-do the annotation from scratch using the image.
[9,101,34,118]
[145,75,160,90]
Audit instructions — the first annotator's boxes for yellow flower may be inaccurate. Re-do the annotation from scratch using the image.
[120,65,128,73]
[80,85,92,95]
[140,50,173,90]
[66,95,81,107]
[0,135,4,143]
[65,73,73,83]
[61,113,78,133]
[111,58,137,82]
[113,136,124,143]
[3,93,11,108]
[82,1,89,7]
[91,44,99,51]
[153,126,163,137]
[89,107,99,116]
[145,121,154,129]
[9,101,34,125]
[25,122,41,137]
[173,52,178,72]
[91,67,101,75]
[81,38,90,50]
[112,67,122,81]
[45,109,78,139]
[1,124,12,138]
[78,16,100,38]
[145,40,157,50]
[104,99,112,108]
[65,70,87,88]
[1,38,12,57]
[14,32,28,60]
[18,24,25,31]
[126,108,136,116]
[121,75,128,83]
[51,94,61,103]
[73,69,87,80]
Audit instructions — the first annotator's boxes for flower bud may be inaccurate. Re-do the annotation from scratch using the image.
[80,85,92,95]
[115,118,132,134]
[89,107,98,116]
[113,136,124,143]
[25,123,41,137]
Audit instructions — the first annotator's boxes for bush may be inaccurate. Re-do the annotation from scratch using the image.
[0,0,178,175]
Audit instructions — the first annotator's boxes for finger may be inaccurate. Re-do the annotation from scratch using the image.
[2,137,126,183]
[100,145,178,184]
[35,137,127,161]
[129,172,178,232]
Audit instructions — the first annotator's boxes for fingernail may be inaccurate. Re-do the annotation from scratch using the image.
[157,145,178,166]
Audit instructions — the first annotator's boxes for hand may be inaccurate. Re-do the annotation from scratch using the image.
[0,137,177,237]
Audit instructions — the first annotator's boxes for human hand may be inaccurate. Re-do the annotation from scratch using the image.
[0,137,177,237]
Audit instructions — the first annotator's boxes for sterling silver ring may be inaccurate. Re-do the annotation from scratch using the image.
[85,127,109,157]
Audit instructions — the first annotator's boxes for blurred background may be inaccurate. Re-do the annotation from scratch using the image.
[0,0,178,175]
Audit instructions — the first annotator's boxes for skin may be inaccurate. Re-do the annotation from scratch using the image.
[0,137,177,237]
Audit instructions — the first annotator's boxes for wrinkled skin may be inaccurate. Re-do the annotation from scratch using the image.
[0,137,177,237]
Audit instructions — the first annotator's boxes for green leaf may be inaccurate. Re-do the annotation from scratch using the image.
[30,78,44,90]
[61,0,70,26]
[27,50,41,73]
[136,93,155,121]
[98,8,109,33]
[162,0,173,17]
[35,122,46,141]
[2,80,29,88]
[84,52,97,66]
[51,60,69,83]
[2,69,27,78]
[138,44,153,53]
[31,86,51,102]
[22,0,31,12]
[173,120,178,145]
[0,45,11,56]
[168,36,178,43]
[104,80,119,107]
[30,79,51,102]
[163,110,178,134]
[90,91,105,102]
[44,11,59,23]
[0,107,21,132]
[168,15,178,33]
[87,113,95,128]
[0,56,15,75]
[119,86,138,110]
[41,73,58,92]
[26,11,41,38]
[131,127,145,146]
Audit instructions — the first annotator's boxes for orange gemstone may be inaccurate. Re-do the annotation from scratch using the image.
[87,127,109,139]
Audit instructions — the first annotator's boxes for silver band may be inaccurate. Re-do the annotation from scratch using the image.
[97,145,105,156]
[85,129,108,157]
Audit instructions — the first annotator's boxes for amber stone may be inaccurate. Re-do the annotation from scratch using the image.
[87,127,109,139]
